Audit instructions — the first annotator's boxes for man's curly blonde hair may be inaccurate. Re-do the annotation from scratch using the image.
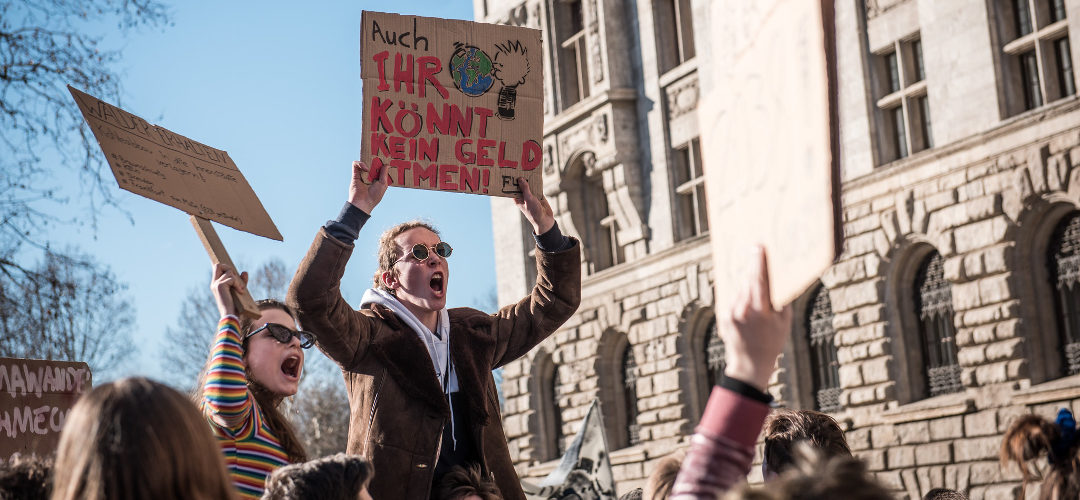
[373,220,440,291]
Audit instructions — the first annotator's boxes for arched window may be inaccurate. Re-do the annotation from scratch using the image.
[703,319,724,388]
[1048,211,1080,376]
[915,251,962,397]
[807,285,842,412]
[534,353,565,461]
[622,345,641,446]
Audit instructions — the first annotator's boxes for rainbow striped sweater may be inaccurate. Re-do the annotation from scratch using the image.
[202,316,290,499]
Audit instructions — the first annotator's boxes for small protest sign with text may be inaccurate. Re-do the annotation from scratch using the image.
[0,358,92,461]
[68,86,282,241]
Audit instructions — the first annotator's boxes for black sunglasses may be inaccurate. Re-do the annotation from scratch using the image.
[245,323,315,349]
[392,241,453,266]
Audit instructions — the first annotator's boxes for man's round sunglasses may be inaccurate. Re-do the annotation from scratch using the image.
[392,242,453,266]
[245,323,315,349]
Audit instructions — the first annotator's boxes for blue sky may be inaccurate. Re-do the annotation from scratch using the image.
[48,0,495,379]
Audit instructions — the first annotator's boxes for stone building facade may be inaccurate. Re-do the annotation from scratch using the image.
[478,0,1080,498]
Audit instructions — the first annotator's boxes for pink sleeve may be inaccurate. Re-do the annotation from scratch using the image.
[670,386,770,499]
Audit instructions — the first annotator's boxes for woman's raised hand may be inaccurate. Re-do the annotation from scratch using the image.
[211,263,249,318]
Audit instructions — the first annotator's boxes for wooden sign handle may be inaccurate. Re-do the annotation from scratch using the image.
[190,215,262,320]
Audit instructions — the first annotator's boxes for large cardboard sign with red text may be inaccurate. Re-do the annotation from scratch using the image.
[0,358,92,461]
[360,11,543,198]
[68,86,283,241]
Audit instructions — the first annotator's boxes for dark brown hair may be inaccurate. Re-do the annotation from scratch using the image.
[0,454,52,500]
[1001,413,1080,500]
[195,299,307,464]
[372,220,440,290]
[261,453,372,500]
[724,443,890,500]
[433,465,502,500]
[645,451,684,500]
[51,377,236,500]
[762,409,851,477]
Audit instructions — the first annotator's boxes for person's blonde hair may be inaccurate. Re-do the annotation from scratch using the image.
[373,220,440,291]
[51,377,237,500]
[645,451,684,500]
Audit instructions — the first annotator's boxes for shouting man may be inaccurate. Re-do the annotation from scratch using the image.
[287,161,581,500]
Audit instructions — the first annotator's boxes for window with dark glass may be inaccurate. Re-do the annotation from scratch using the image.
[1000,0,1075,115]
[1048,211,1080,377]
[915,251,963,397]
[704,320,724,388]
[1022,50,1044,110]
[875,34,932,163]
[657,0,696,73]
[807,286,842,413]
[554,0,590,110]
[1056,38,1076,97]
[1016,0,1034,36]
[550,364,566,457]
[622,345,641,446]
[674,138,708,241]
[573,167,617,274]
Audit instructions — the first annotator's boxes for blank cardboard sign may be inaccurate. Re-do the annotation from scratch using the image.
[68,86,282,241]
[697,0,842,311]
[0,358,92,461]
[360,11,543,199]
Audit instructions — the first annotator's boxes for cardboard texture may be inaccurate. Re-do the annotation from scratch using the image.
[697,0,841,311]
[0,358,92,461]
[360,11,544,198]
[68,86,283,241]
[190,216,263,320]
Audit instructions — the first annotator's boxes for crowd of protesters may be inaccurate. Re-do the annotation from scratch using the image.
[2,161,1079,500]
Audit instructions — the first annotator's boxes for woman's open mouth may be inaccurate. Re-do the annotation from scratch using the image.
[280,355,302,380]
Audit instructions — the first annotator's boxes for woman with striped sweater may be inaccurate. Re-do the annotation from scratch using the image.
[197,263,310,499]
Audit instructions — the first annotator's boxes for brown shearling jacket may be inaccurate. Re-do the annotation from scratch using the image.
[286,228,581,500]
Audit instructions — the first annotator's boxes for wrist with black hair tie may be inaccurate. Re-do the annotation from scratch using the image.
[718,374,774,405]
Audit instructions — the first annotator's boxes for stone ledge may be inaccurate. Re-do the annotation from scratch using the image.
[1013,375,1080,406]
[610,444,648,465]
[544,88,638,135]
[878,394,975,425]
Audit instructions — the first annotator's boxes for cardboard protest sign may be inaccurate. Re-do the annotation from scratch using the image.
[0,358,92,461]
[360,11,543,198]
[68,86,283,241]
[697,0,841,310]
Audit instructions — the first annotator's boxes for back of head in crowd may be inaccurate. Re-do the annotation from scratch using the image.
[434,465,502,500]
[262,453,373,500]
[724,443,891,500]
[50,377,236,500]
[644,451,683,500]
[618,488,644,500]
[762,408,851,480]
[1001,408,1080,500]
[0,454,52,500]
[923,488,967,500]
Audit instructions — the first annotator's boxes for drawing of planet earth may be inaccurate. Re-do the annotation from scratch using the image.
[449,45,495,97]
